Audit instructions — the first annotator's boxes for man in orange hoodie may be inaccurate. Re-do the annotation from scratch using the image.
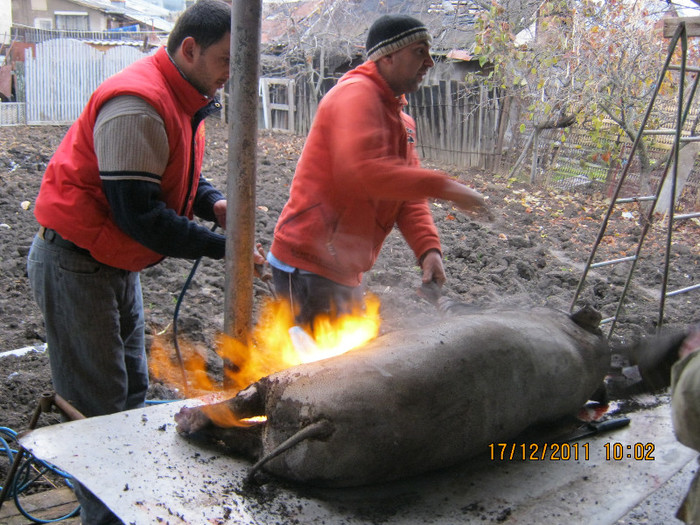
[268,14,491,326]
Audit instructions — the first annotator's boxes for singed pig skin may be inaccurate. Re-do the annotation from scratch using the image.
[177,307,609,487]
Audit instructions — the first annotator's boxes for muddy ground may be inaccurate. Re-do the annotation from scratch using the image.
[0,118,698,453]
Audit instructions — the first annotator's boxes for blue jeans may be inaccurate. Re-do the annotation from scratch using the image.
[27,233,147,525]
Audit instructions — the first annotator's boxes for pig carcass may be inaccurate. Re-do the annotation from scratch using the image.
[175,306,609,487]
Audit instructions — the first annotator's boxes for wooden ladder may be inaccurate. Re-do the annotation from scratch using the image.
[570,20,700,338]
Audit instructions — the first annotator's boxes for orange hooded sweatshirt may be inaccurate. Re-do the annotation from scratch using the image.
[270,60,449,287]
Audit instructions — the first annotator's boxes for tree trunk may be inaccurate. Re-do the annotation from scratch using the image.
[635,140,656,222]
[530,128,540,184]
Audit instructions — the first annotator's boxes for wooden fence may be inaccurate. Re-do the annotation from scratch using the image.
[272,75,508,171]
[407,81,505,171]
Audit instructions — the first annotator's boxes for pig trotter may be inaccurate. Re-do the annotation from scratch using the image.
[175,405,212,435]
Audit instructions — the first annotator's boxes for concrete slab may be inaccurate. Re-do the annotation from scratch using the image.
[616,458,697,524]
[19,399,697,524]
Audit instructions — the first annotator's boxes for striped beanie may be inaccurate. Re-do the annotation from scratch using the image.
[365,15,432,61]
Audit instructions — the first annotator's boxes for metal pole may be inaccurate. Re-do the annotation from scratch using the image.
[224,0,261,387]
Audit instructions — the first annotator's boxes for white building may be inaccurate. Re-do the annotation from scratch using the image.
[0,0,11,44]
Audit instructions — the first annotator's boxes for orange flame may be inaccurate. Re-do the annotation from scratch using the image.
[149,293,381,426]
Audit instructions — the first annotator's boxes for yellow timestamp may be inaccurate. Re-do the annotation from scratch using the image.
[489,442,590,461]
[488,442,657,461]
[604,442,655,461]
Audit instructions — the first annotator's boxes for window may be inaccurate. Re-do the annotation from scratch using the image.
[54,12,89,31]
[34,18,53,30]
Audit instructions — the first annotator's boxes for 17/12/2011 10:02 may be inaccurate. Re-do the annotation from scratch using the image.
[488,441,656,462]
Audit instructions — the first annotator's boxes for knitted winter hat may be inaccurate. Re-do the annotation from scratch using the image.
[365,15,432,61]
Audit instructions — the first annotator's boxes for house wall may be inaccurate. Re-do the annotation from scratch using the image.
[11,0,109,31]
[1,0,11,43]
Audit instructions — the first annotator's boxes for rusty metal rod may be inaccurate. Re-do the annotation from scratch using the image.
[223,0,262,388]
[51,393,86,421]
[0,392,84,510]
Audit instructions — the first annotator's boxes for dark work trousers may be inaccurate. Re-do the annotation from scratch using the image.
[271,267,364,328]
[27,232,146,525]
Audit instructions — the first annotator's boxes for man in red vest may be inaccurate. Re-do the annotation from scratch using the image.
[26,2,255,522]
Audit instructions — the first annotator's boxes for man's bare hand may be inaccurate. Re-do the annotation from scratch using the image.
[420,249,446,287]
[213,199,227,229]
[254,243,265,265]
[441,179,493,221]
[253,242,271,281]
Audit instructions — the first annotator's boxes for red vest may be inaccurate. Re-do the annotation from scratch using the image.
[34,47,212,271]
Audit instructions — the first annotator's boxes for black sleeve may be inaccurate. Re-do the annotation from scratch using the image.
[193,175,225,224]
[102,177,225,260]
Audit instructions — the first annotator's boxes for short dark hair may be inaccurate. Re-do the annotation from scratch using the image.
[167,0,231,55]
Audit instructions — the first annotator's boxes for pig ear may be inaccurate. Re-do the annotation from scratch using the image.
[570,305,602,333]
